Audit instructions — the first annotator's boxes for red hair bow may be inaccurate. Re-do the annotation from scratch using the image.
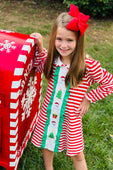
[66,4,90,39]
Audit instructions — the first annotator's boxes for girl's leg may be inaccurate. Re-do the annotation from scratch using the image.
[71,151,87,170]
[43,148,54,170]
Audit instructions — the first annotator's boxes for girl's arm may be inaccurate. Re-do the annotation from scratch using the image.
[78,58,113,117]
[30,33,47,73]
[85,59,113,103]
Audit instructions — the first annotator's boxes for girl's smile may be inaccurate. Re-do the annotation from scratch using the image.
[55,27,77,64]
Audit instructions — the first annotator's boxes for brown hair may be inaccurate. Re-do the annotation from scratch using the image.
[44,12,86,87]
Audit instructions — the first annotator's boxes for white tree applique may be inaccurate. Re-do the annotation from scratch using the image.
[0,40,16,53]
[21,75,37,121]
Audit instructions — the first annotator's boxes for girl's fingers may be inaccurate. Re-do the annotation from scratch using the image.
[30,33,43,53]
[77,97,90,116]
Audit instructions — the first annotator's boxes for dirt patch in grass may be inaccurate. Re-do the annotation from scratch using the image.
[0,0,113,48]
[0,0,68,48]
[87,19,113,44]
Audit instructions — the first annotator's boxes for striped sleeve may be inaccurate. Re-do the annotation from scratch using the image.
[85,59,113,103]
[34,48,47,73]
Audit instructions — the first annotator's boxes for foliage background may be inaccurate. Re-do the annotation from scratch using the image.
[6,0,113,17]
[64,0,113,18]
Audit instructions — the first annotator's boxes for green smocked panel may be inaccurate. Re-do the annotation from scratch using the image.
[41,67,60,148]
[54,83,70,152]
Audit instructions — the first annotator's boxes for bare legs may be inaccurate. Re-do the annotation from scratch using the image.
[43,149,54,170]
[71,151,88,170]
[43,149,87,170]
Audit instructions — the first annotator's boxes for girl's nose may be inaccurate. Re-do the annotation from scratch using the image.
[61,41,67,48]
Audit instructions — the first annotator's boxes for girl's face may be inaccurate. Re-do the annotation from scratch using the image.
[55,27,77,64]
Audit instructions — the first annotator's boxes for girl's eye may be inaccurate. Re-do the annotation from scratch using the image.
[67,39,73,42]
[56,37,62,41]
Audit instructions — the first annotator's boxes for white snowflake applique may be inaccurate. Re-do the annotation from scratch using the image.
[21,76,37,121]
[0,40,16,53]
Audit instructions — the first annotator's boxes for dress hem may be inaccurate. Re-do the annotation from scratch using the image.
[31,141,84,156]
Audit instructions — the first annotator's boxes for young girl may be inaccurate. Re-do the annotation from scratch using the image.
[31,4,113,170]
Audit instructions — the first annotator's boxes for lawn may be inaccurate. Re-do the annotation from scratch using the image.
[0,1,113,169]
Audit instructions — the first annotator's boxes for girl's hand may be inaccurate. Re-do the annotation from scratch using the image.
[30,33,43,53]
[77,97,90,117]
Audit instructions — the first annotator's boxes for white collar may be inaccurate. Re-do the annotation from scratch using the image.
[54,57,70,69]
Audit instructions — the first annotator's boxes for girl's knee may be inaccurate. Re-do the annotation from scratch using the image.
[71,151,85,161]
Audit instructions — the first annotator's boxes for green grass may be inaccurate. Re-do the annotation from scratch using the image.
[16,26,36,35]
[83,99,113,169]
[0,1,113,169]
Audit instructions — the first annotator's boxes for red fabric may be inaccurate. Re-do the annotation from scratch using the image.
[66,4,90,39]
[32,56,113,156]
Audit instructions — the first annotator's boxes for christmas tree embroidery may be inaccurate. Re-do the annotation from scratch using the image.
[49,131,54,139]
[56,89,62,99]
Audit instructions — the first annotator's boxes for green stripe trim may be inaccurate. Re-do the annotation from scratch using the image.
[41,67,60,148]
[54,83,70,152]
